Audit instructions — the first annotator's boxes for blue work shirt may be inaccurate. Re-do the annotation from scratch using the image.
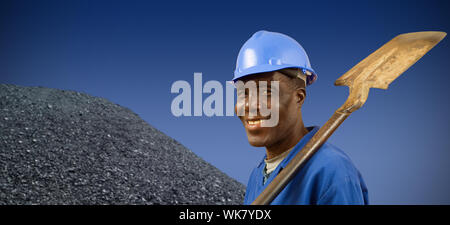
[244,126,369,205]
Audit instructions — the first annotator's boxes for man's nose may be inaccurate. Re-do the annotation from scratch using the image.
[246,92,259,117]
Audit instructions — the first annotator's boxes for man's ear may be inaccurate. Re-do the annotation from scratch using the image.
[296,88,306,106]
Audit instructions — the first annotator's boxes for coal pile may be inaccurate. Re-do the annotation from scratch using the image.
[0,84,245,205]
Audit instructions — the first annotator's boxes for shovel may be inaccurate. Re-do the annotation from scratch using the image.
[251,31,447,205]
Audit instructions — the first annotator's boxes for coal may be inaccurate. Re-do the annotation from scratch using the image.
[0,84,245,205]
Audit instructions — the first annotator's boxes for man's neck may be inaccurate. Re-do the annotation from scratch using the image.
[265,124,309,160]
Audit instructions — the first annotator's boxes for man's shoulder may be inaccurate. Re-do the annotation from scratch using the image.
[314,142,352,163]
[305,142,368,204]
[306,142,361,180]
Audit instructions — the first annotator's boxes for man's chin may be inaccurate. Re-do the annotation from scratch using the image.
[247,136,270,147]
[248,142,266,147]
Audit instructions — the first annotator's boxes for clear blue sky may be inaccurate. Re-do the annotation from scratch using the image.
[1,0,449,204]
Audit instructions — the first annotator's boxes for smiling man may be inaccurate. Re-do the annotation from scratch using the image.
[233,31,368,205]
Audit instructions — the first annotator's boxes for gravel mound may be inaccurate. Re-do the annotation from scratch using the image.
[0,84,245,205]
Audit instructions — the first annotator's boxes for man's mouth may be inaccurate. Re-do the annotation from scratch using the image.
[247,120,262,125]
[245,117,270,128]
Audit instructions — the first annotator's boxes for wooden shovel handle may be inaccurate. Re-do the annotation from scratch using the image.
[251,111,350,205]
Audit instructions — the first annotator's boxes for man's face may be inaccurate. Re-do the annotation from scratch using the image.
[235,71,303,148]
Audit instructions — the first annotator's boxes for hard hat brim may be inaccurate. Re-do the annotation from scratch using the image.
[232,64,317,86]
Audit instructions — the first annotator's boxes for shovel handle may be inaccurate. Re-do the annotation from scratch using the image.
[251,110,350,205]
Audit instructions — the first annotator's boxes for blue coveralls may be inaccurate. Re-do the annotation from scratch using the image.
[244,126,369,205]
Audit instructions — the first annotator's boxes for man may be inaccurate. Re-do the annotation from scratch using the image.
[233,30,368,205]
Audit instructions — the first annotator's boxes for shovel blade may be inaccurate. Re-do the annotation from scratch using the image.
[335,31,446,90]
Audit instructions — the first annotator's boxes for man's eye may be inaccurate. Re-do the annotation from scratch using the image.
[262,89,271,95]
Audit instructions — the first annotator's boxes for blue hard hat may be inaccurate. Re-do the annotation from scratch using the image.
[233,30,317,86]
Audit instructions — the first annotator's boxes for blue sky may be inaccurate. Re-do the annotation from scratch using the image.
[1,0,449,204]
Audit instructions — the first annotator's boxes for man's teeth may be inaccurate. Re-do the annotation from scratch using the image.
[248,120,262,125]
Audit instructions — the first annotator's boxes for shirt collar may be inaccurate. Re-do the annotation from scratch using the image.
[257,126,320,169]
